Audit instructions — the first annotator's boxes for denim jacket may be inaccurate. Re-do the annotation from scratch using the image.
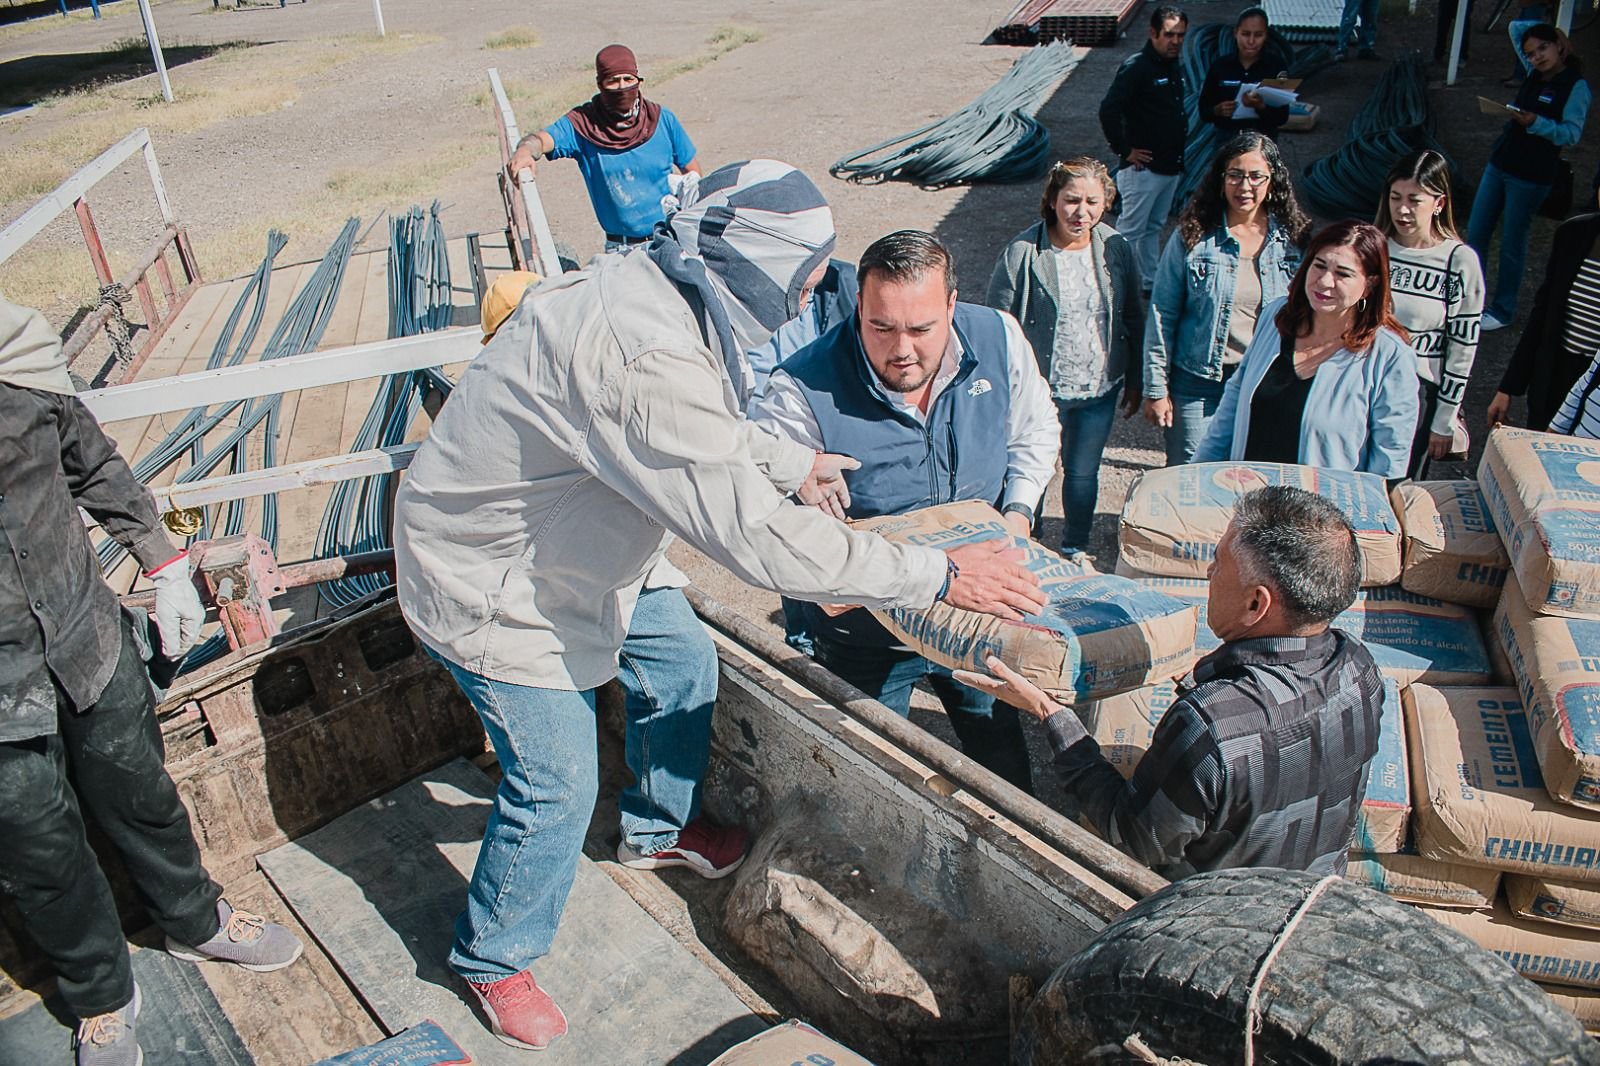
[986,220,1145,402]
[1142,221,1302,397]
[1192,298,1421,478]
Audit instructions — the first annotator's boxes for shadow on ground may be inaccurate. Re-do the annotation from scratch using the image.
[0,40,261,106]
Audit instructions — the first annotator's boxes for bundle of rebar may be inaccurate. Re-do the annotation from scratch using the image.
[313,202,453,610]
[829,41,1081,189]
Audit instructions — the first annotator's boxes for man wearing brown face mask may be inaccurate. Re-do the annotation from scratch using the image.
[510,44,702,251]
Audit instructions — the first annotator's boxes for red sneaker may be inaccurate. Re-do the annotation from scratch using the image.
[466,969,567,1050]
[616,817,749,879]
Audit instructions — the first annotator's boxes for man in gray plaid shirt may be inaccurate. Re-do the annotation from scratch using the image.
[960,485,1385,878]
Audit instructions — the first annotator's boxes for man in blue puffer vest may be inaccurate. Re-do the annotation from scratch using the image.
[754,231,1060,792]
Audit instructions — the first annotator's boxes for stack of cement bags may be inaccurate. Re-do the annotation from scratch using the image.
[1108,456,1600,1031]
[1108,463,1493,866]
[1384,427,1600,1031]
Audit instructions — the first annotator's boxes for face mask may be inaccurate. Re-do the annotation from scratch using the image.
[600,87,640,119]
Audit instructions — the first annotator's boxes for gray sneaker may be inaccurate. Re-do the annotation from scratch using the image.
[76,983,141,1066]
[166,900,304,973]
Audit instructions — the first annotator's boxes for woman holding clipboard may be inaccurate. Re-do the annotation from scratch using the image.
[1466,23,1590,331]
[1199,7,1292,138]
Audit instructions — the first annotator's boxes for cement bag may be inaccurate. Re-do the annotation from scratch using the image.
[1494,574,1600,810]
[858,501,1199,702]
[1345,849,1501,909]
[1405,684,1600,882]
[708,1020,874,1066]
[1083,675,1408,852]
[1393,481,1510,609]
[1117,462,1401,585]
[1507,874,1600,933]
[1426,898,1600,991]
[1478,427,1600,618]
[1132,577,1491,687]
[1541,985,1600,1034]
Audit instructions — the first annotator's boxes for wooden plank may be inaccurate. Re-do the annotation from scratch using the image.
[197,870,383,1066]
[256,759,764,1065]
[101,277,240,462]
[271,246,387,572]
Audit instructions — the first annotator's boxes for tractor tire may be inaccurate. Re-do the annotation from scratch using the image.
[1016,868,1599,1065]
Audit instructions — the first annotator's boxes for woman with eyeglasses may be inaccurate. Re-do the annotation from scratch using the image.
[1376,150,1484,479]
[1467,23,1590,331]
[1142,132,1311,465]
[1199,7,1291,138]
[1193,220,1419,477]
[988,157,1143,563]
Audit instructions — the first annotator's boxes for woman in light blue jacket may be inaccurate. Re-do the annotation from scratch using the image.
[1194,220,1420,477]
[1142,132,1311,465]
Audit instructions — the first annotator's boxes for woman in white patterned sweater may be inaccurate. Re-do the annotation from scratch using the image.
[1376,149,1484,479]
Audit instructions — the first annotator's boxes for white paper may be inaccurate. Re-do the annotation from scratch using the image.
[1233,82,1299,120]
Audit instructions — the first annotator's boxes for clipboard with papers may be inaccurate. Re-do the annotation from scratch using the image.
[1233,78,1301,120]
[1476,95,1522,117]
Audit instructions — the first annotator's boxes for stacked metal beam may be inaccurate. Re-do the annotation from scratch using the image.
[1264,0,1344,43]
[993,0,1141,46]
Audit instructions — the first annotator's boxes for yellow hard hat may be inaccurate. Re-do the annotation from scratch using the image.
[480,270,542,344]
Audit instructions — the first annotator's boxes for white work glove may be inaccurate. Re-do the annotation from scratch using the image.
[146,552,204,658]
[796,452,861,520]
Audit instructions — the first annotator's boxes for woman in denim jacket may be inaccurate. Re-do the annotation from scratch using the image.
[1141,132,1311,465]
[989,157,1144,561]
[1194,220,1419,477]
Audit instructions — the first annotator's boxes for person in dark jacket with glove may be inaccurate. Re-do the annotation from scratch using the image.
[1099,5,1190,290]
[0,295,303,1066]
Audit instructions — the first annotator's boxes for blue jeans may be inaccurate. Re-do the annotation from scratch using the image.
[1339,0,1379,51]
[1165,366,1230,467]
[429,586,717,981]
[814,637,1034,794]
[1467,161,1551,322]
[1056,388,1121,554]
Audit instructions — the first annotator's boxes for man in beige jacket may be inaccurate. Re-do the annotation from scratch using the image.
[393,160,1043,1050]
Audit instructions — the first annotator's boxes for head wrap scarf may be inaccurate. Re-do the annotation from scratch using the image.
[646,159,836,406]
[564,44,661,151]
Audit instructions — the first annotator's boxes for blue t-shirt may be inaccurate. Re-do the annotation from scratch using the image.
[546,107,697,239]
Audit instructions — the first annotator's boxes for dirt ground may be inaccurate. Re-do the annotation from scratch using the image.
[1,0,1597,765]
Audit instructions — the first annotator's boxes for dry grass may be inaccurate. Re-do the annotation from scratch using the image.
[0,242,103,319]
[484,27,539,51]
[466,23,763,119]
[655,24,764,81]
[0,32,440,203]
[199,133,495,281]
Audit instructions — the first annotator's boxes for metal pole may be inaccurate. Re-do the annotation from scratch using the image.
[1556,0,1576,31]
[136,0,174,104]
[371,0,386,37]
[1447,0,1469,86]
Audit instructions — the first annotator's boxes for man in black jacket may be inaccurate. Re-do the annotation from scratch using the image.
[1099,6,1189,290]
[0,295,303,1066]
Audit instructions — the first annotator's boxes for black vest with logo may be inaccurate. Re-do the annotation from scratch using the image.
[1491,64,1582,185]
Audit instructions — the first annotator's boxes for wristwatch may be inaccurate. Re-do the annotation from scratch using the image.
[1001,502,1036,529]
